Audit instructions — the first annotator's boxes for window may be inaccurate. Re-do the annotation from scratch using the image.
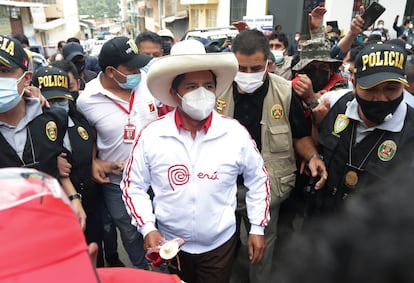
[230,0,246,24]
[206,9,217,27]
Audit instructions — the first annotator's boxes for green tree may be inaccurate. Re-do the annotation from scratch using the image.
[78,0,119,18]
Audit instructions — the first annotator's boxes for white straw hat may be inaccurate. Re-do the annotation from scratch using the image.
[147,39,238,107]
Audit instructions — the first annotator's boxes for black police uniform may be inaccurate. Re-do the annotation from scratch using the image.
[312,92,414,214]
[0,108,67,179]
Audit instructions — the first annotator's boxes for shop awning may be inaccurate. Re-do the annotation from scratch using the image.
[33,18,66,31]
[0,0,46,7]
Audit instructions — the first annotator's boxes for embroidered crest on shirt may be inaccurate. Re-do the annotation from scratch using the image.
[45,121,58,141]
[333,114,349,134]
[77,126,89,140]
[270,104,284,120]
[377,140,397,161]
[215,98,227,114]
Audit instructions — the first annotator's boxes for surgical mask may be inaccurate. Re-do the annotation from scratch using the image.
[176,87,216,121]
[295,36,300,41]
[50,99,69,113]
[0,73,25,113]
[113,68,142,89]
[377,24,384,29]
[234,66,267,93]
[355,93,403,124]
[304,69,330,93]
[409,23,413,29]
[271,50,284,64]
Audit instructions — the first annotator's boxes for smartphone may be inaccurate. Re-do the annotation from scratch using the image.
[362,2,386,30]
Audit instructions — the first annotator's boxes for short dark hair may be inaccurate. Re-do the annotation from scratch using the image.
[135,31,162,47]
[66,37,80,44]
[171,71,217,92]
[232,29,270,61]
[268,32,289,49]
[12,34,29,46]
[50,60,79,80]
[57,40,66,49]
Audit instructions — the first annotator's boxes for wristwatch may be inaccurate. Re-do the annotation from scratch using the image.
[68,193,82,201]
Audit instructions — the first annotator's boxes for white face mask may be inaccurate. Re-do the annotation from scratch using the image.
[377,24,384,29]
[176,87,216,121]
[409,23,413,29]
[234,66,267,93]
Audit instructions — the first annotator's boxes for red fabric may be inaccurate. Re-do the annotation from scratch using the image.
[0,168,99,283]
[323,72,347,91]
[97,268,182,283]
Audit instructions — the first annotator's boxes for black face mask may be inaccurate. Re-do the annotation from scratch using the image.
[355,93,403,124]
[304,69,330,93]
[73,61,85,75]
[70,91,79,101]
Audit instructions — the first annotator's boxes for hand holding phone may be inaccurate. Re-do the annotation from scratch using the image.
[362,2,386,30]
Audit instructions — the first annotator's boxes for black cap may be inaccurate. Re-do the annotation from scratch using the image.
[62,42,84,61]
[0,35,29,71]
[354,42,409,89]
[98,36,152,70]
[32,66,73,101]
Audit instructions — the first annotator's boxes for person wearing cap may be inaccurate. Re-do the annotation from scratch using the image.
[121,39,270,283]
[215,29,327,283]
[62,41,97,90]
[76,36,157,269]
[157,29,175,55]
[67,37,101,74]
[0,35,90,226]
[12,33,48,72]
[32,64,106,265]
[309,41,414,216]
[50,60,125,267]
[0,167,182,283]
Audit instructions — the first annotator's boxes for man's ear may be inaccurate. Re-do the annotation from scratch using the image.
[105,66,115,78]
[23,71,33,87]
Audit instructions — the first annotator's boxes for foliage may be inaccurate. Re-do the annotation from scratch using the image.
[78,0,120,18]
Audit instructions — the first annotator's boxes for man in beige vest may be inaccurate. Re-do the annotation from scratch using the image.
[216,29,327,283]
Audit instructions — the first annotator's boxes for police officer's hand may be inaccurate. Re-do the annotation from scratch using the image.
[144,230,165,250]
[23,85,50,108]
[307,154,328,190]
[71,198,87,230]
[58,152,72,177]
[311,98,331,126]
[247,234,265,265]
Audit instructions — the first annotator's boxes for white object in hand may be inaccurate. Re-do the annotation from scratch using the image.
[159,239,180,260]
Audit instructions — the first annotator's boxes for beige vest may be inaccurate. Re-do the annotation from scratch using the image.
[216,74,297,203]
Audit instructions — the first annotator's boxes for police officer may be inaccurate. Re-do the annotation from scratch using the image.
[312,41,414,216]
[0,35,85,227]
[32,65,103,264]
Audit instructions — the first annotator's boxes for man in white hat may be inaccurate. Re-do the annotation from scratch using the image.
[121,40,271,283]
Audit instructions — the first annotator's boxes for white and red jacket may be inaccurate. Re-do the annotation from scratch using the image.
[121,109,270,254]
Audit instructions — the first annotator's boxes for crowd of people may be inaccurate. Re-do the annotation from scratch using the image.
[1,3,414,283]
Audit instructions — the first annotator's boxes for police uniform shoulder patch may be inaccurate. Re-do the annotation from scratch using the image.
[270,104,284,120]
[216,98,227,114]
[45,121,58,141]
[77,126,89,140]
[334,114,350,134]
[378,140,397,161]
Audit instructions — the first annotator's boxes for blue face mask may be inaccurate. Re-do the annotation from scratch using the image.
[50,99,69,113]
[0,73,25,113]
[113,68,142,90]
[271,50,284,64]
